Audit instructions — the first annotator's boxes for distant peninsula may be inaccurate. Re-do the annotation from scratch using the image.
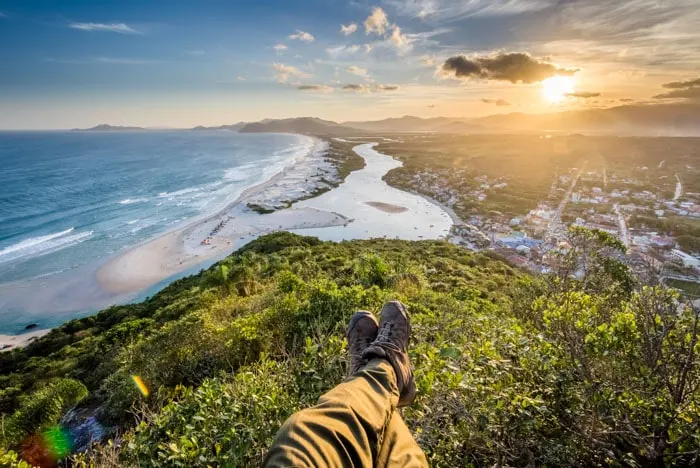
[72,124,146,132]
[239,117,364,136]
[190,122,247,132]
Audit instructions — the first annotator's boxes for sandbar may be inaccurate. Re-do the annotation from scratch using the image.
[364,201,409,213]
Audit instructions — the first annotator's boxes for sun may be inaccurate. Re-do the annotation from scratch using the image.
[541,75,576,103]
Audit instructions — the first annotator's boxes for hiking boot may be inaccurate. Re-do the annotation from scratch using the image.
[346,311,379,377]
[362,301,416,407]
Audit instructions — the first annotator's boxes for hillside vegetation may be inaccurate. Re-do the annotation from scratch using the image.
[1,230,699,467]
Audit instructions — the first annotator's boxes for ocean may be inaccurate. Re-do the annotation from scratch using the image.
[0,130,313,333]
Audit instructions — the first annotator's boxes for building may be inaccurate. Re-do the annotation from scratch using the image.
[670,249,700,269]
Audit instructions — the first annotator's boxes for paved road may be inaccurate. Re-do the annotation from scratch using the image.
[674,174,683,201]
[546,166,584,241]
[613,203,630,249]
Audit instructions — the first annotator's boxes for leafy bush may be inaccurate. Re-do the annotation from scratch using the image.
[1,232,698,466]
[1,378,88,449]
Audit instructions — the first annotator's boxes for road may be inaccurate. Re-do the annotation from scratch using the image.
[613,203,630,249]
[546,166,584,241]
[674,174,683,201]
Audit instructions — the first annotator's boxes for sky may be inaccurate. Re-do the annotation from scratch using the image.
[1,0,699,129]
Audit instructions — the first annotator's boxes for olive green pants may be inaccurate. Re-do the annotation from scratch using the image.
[264,359,428,467]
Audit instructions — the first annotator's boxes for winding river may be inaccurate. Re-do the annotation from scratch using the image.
[293,143,453,240]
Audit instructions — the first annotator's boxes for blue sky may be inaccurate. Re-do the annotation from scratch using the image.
[1,0,698,128]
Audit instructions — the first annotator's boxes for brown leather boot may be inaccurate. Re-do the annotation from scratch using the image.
[346,311,379,377]
[362,301,416,406]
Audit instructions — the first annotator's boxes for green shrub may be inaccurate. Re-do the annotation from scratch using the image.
[1,378,87,449]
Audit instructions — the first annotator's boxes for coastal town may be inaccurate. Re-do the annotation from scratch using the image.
[388,149,700,298]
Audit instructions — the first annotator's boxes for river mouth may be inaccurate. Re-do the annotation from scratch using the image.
[291,143,453,241]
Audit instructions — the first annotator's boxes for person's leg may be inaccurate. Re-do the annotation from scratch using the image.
[263,302,426,468]
[263,358,399,467]
[376,412,429,468]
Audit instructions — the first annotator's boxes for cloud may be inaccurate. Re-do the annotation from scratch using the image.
[654,77,700,100]
[365,7,390,35]
[69,22,139,34]
[440,52,577,84]
[47,56,156,65]
[421,55,436,67]
[389,26,409,48]
[342,84,398,93]
[481,98,511,106]
[297,84,333,92]
[288,30,315,42]
[385,0,556,19]
[343,84,369,92]
[94,57,155,64]
[273,44,288,53]
[619,98,634,102]
[347,65,368,77]
[237,76,246,81]
[341,23,358,35]
[272,63,311,82]
[326,45,361,58]
[661,77,700,89]
[566,91,601,98]
[0,12,6,18]
[654,88,700,100]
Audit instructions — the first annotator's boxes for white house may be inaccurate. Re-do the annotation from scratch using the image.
[670,249,700,269]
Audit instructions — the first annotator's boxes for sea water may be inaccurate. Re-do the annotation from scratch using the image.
[0,131,313,333]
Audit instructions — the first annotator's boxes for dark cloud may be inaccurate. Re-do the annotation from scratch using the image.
[662,77,700,89]
[654,77,700,100]
[566,91,601,98]
[342,84,366,91]
[440,52,577,84]
[342,84,398,93]
[619,98,634,102]
[297,85,332,92]
[654,87,700,100]
[481,98,511,106]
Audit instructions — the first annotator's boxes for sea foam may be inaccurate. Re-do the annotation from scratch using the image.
[0,228,93,264]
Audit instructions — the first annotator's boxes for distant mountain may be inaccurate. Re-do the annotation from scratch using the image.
[239,117,364,136]
[72,124,145,131]
[343,116,456,132]
[471,103,700,136]
[341,103,700,136]
[74,102,700,137]
[191,122,247,132]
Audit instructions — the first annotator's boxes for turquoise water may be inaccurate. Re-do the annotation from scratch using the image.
[0,131,312,332]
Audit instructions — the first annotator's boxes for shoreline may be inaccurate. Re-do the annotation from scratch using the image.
[0,329,51,351]
[96,136,347,294]
[4,139,455,349]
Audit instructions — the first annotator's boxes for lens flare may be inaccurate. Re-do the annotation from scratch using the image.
[132,375,149,397]
[43,426,73,458]
[21,426,73,466]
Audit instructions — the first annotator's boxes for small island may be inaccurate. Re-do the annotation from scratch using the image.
[71,124,146,132]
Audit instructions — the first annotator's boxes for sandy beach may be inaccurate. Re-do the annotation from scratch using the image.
[3,139,454,351]
[98,141,454,294]
[97,141,350,294]
[0,329,50,351]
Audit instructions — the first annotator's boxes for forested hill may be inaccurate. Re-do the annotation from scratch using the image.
[1,231,699,467]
